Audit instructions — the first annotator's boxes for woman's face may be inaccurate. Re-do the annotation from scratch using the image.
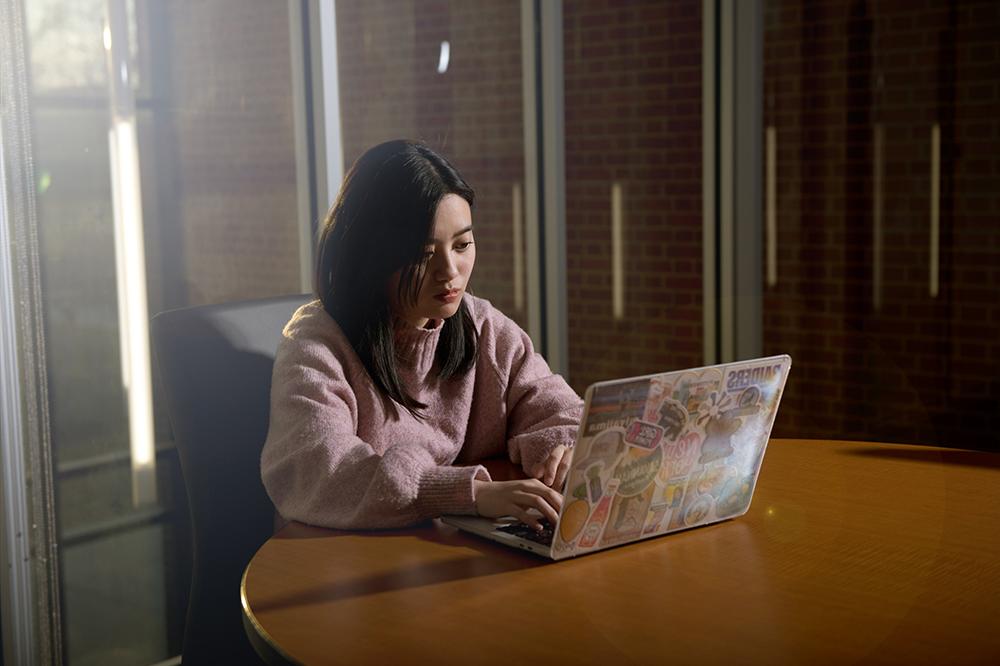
[390,193,476,328]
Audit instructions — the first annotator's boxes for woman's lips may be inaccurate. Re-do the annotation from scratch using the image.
[434,289,460,304]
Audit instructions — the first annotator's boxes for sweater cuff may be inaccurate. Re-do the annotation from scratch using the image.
[418,464,488,516]
[515,425,577,475]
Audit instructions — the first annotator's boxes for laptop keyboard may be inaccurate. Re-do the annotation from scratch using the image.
[497,519,555,546]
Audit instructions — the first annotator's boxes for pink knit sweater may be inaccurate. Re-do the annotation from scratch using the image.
[261,295,583,529]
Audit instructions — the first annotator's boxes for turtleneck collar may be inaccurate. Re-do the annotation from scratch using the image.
[393,317,443,376]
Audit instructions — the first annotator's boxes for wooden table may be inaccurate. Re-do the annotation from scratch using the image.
[241,439,1000,665]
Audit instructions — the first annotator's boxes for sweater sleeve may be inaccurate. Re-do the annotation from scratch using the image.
[496,317,584,475]
[261,336,487,530]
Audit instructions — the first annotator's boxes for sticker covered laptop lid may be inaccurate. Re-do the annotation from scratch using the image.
[551,355,791,559]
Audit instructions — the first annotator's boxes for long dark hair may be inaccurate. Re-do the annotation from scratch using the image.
[315,139,478,418]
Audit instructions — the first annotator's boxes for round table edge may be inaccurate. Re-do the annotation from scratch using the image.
[241,563,302,666]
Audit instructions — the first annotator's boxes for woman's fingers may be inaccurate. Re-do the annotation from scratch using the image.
[547,446,571,488]
[532,445,569,487]
[553,454,571,489]
[543,451,559,485]
[520,479,563,511]
[512,484,562,525]
[511,506,543,530]
[520,494,559,525]
[476,478,565,528]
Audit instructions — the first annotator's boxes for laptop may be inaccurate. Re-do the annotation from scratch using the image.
[443,354,791,560]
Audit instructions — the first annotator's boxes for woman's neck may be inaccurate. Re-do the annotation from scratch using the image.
[399,315,441,330]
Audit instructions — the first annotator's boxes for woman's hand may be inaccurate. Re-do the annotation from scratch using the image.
[526,445,572,490]
[473,479,563,530]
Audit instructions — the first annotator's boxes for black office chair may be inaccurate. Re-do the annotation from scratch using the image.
[151,294,311,665]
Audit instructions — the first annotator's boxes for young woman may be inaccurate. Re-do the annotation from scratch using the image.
[261,139,582,531]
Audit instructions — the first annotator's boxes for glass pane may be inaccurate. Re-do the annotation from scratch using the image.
[145,1,303,309]
[26,0,107,93]
[762,1,1000,449]
[563,1,704,392]
[336,0,528,327]
[24,0,305,662]
[33,107,128,464]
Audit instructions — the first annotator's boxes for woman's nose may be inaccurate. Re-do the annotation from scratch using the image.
[434,253,459,281]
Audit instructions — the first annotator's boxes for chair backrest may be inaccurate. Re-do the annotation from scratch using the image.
[151,293,311,665]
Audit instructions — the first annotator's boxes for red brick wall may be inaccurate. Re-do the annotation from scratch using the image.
[154,0,302,307]
[151,0,999,447]
[563,0,704,393]
[763,0,1000,449]
[335,0,528,327]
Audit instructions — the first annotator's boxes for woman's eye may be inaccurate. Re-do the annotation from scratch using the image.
[456,241,474,251]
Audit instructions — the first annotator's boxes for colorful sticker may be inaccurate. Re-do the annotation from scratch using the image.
[643,503,672,535]
[683,494,714,527]
[668,472,708,530]
[585,464,605,502]
[694,465,737,498]
[585,380,650,437]
[697,391,735,424]
[660,477,688,508]
[574,427,627,472]
[673,369,723,415]
[697,392,741,464]
[725,361,784,394]
[613,445,664,497]
[643,376,675,422]
[715,475,754,518]
[559,499,591,545]
[656,398,689,443]
[625,419,665,450]
[576,479,619,550]
[738,385,761,411]
[658,431,702,482]
[601,485,655,545]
